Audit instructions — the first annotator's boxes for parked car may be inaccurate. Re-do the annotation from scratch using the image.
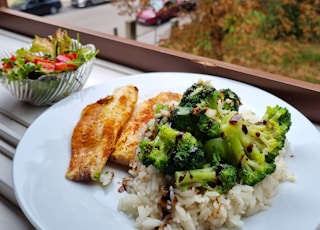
[10,0,62,15]
[71,0,106,8]
[136,0,195,26]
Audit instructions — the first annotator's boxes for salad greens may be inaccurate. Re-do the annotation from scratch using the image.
[0,28,98,82]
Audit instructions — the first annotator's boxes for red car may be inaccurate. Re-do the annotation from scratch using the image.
[136,0,195,25]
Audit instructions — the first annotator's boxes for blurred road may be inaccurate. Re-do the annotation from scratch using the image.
[45,1,175,45]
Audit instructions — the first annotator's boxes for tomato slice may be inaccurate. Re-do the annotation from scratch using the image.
[2,62,13,72]
[55,62,69,71]
[56,54,72,63]
[69,52,78,59]
[55,53,78,71]
[33,54,78,72]
[55,62,77,71]
[34,57,55,71]
[10,55,16,62]
[56,53,77,63]
[66,63,77,70]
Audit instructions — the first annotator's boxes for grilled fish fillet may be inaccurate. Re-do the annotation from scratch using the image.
[110,91,182,166]
[65,85,138,181]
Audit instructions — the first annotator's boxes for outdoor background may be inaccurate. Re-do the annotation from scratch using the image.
[8,0,320,85]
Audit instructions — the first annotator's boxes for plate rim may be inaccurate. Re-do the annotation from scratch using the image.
[12,72,320,230]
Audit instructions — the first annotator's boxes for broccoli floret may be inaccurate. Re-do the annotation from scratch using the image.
[171,107,221,140]
[139,81,292,192]
[211,105,292,186]
[175,163,237,194]
[178,81,241,112]
[238,161,276,186]
[262,105,291,162]
[138,125,206,176]
[178,81,216,107]
[170,81,241,141]
[204,137,229,165]
[213,88,242,112]
[172,131,207,173]
[263,105,292,129]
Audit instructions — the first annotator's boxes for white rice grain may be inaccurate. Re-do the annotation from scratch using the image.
[118,147,291,230]
[174,205,196,230]
[117,109,293,229]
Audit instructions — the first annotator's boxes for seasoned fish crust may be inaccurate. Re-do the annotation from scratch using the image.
[110,91,182,166]
[65,85,138,181]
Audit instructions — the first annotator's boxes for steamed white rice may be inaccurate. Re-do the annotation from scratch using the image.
[118,108,293,230]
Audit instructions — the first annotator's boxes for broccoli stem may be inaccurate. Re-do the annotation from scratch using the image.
[175,167,218,188]
[175,163,237,194]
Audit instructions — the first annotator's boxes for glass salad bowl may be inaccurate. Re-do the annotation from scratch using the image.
[0,39,96,106]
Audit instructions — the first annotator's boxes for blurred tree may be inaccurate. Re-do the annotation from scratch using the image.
[259,0,320,42]
[114,0,149,16]
[159,0,320,83]
[114,0,320,83]
[160,0,320,54]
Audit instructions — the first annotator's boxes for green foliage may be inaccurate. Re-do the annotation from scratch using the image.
[260,0,320,42]
[159,0,320,84]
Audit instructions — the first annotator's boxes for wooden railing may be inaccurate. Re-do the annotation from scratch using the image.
[0,8,319,123]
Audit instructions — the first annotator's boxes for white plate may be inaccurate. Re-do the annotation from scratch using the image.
[13,72,320,230]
